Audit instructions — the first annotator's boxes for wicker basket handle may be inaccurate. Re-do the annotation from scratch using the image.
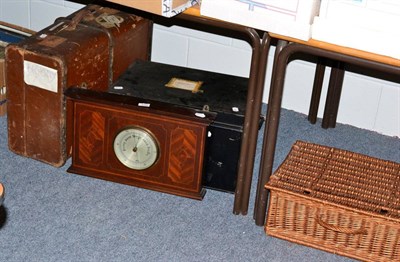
[315,215,367,235]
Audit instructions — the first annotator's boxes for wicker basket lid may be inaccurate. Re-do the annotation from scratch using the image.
[266,140,400,219]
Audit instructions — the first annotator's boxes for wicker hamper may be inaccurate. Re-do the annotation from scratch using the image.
[265,140,400,262]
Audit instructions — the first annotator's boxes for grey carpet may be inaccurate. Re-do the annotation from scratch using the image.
[0,106,399,262]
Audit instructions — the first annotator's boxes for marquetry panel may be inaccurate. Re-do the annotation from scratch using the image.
[77,110,105,166]
[168,128,197,185]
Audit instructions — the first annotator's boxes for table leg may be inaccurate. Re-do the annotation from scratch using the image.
[308,58,326,124]
[175,13,265,215]
[233,28,263,215]
[254,40,288,225]
[237,32,272,214]
[322,61,345,128]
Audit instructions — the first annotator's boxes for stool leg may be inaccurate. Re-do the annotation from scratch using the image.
[308,58,326,124]
[322,61,345,129]
[0,183,4,206]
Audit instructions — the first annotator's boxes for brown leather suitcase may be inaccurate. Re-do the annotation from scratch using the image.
[0,21,35,116]
[6,4,152,167]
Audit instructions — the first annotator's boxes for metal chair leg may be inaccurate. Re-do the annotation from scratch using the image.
[322,61,345,128]
[308,58,326,124]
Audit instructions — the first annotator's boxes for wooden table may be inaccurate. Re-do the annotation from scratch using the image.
[269,33,400,67]
[253,34,400,226]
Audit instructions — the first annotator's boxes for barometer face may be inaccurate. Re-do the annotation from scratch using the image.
[113,127,159,170]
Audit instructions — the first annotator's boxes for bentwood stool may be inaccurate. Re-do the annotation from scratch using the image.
[0,183,4,206]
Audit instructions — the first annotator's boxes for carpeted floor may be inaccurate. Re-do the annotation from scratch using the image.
[0,106,399,262]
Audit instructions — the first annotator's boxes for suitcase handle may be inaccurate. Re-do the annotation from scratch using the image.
[66,5,100,31]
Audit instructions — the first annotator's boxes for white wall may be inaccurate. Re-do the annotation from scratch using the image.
[1,0,399,137]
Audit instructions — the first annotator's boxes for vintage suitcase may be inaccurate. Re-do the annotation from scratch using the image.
[0,22,34,116]
[6,4,152,166]
[109,60,263,192]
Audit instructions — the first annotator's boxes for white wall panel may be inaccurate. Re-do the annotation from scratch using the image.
[0,0,30,28]
[231,38,252,50]
[374,83,400,137]
[151,24,189,67]
[282,61,317,114]
[64,0,83,9]
[158,23,233,46]
[30,1,78,31]
[187,37,251,77]
[337,72,382,131]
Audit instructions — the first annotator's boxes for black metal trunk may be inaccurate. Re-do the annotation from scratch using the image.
[110,60,263,193]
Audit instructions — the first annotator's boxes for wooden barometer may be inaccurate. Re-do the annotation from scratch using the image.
[65,88,215,199]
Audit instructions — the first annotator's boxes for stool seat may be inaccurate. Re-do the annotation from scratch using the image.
[0,183,4,206]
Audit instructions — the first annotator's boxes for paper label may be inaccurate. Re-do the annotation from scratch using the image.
[163,0,199,17]
[24,60,58,93]
[165,78,203,93]
[95,14,124,28]
[195,112,206,118]
[138,103,151,107]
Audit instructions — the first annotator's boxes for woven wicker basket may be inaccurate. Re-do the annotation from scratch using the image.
[265,140,400,262]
